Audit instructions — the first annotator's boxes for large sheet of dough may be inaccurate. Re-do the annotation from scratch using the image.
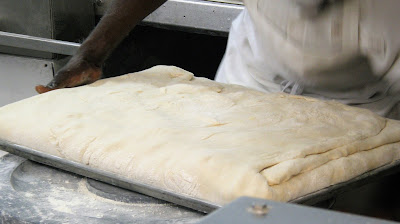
[1,66,400,204]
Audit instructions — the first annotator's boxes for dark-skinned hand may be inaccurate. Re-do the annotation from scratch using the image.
[35,58,102,94]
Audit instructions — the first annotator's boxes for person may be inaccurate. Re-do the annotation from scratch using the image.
[35,0,167,94]
[36,0,400,118]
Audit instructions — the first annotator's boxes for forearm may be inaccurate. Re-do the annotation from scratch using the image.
[76,0,167,66]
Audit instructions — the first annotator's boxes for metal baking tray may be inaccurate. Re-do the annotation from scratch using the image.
[292,157,400,205]
[0,139,220,213]
[1,139,400,211]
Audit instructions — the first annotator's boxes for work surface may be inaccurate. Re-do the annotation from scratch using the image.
[0,152,202,223]
[0,65,400,206]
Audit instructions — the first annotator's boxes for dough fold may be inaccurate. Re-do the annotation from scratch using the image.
[0,65,399,204]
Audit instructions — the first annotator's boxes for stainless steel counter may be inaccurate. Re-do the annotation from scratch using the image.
[0,153,202,223]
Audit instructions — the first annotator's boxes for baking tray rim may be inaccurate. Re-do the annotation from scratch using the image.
[0,139,220,213]
[1,138,399,210]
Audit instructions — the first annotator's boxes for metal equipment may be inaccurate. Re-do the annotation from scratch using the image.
[95,0,244,36]
[0,54,54,106]
[0,152,202,223]
[0,31,80,57]
[0,139,219,214]
[200,197,399,224]
[0,0,94,58]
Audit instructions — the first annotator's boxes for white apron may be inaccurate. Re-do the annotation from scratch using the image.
[216,0,400,117]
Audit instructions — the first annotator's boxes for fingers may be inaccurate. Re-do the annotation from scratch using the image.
[35,85,54,94]
[35,76,67,94]
[35,78,67,94]
[35,66,102,94]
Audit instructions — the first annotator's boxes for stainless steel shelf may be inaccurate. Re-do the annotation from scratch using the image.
[0,31,80,56]
[96,0,244,35]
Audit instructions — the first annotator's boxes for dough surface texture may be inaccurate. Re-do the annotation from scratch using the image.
[1,66,400,204]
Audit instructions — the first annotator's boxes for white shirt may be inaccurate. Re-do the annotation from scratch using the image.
[216,0,400,117]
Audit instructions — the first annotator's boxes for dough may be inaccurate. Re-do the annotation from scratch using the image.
[0,66,399,204]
